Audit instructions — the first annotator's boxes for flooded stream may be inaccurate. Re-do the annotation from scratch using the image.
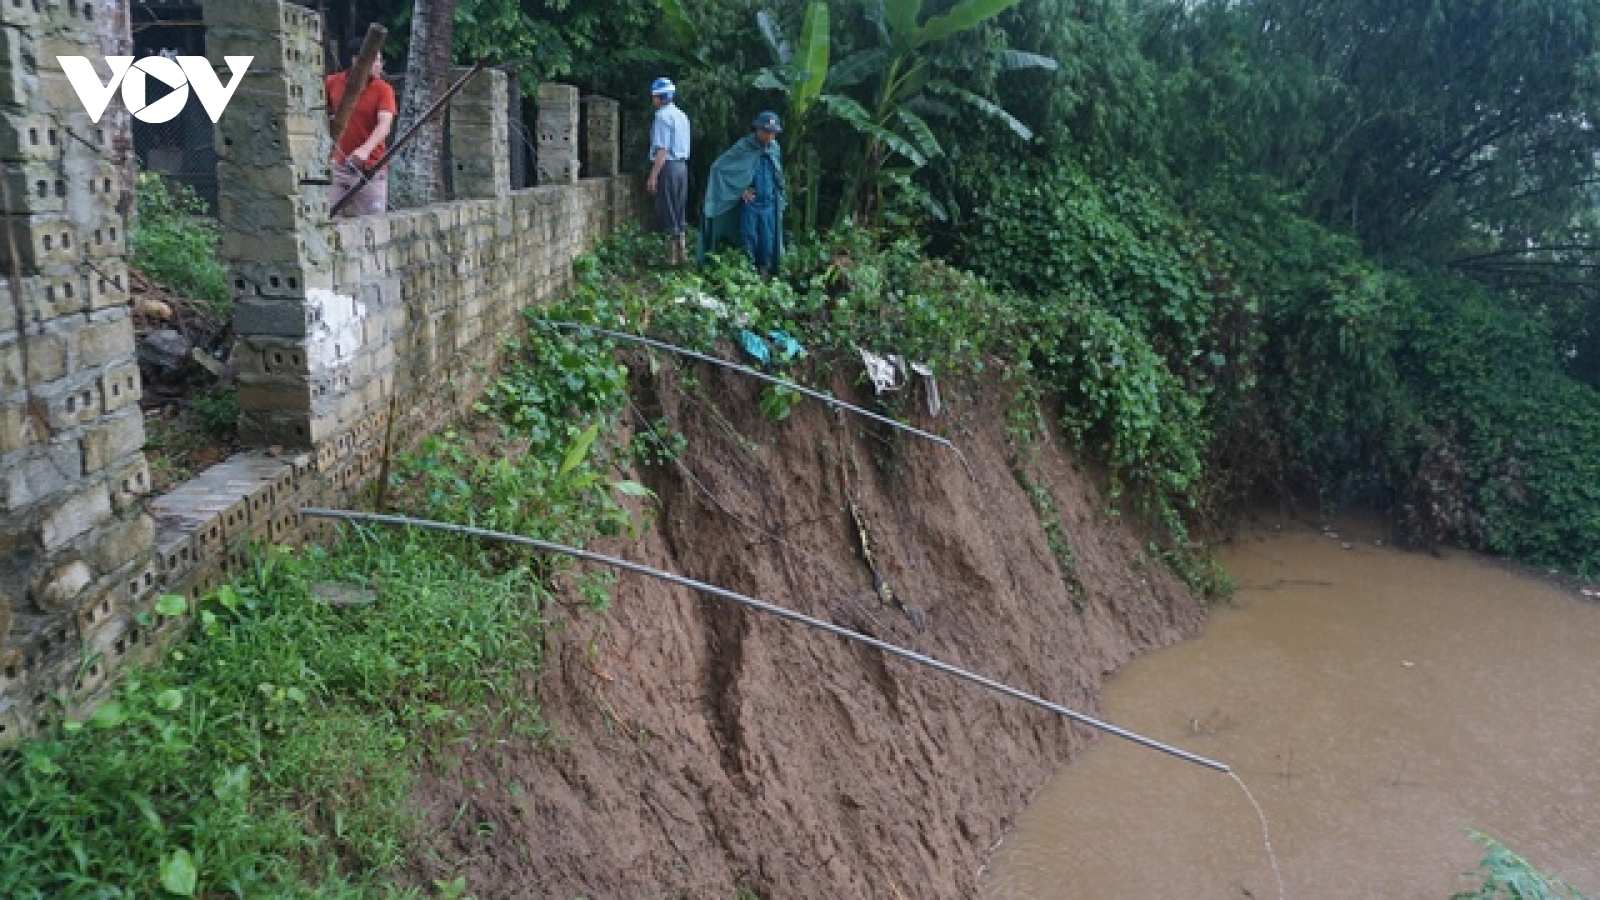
[984,517,1600,899]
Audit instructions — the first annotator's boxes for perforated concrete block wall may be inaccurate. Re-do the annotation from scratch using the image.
[0,0,641,745]
[537,82,579,184]
[1,0,157,743]
[582,95,619,178]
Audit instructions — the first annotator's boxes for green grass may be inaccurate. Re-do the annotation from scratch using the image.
[0,531,552,897]
[2,242,653,896]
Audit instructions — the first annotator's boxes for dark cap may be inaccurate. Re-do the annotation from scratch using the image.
[752,110,783,133]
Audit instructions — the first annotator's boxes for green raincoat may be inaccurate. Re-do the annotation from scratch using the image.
[698,134,786,268]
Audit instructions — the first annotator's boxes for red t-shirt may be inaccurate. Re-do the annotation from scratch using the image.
[325,70,397,163]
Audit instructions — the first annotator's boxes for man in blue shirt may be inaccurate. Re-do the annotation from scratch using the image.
[646,77,691,265]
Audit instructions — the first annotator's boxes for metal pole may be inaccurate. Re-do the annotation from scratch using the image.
[300,507,1232,773]
[330,59,488,218]
[539,320,955,451]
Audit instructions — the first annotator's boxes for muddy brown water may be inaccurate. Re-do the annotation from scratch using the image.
[983,518,1600,899]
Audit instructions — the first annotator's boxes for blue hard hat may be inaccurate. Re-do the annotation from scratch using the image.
[650,77,676,97]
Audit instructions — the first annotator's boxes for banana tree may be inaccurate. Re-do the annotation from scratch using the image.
[753,1,831,233]
[819,0,1057,224]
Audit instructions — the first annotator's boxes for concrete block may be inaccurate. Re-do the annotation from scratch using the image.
[85,260,127,312]
[0,401,37,454]
[232,296,311,337]
[233,334,308,379]
[215,161,306,202]
[217,102,323,146]
[0,23,38,109]
[1,162,68,214]
[79,406,142,473]
[0,215,77,269]
[0,0,42,28]
[228,260,330,303]
[7,268,85,328]
[221,228,312,266]
[74,599,128,697]
[0,438,80,511]
[82,217,124,259]
[71,310,134,368]
[38,373,99,430]
[237,407,312,448]
[152,522,197,582]
[76,581,124,639]
[203,0,296,34]
[40,0,98,32]
[203,27,291,73]
[205,487,252,540]
[105,453,150,513]
[237,379,311,414]
[219,78,319,118]
[537,84,581,185]
[214,127,321,168]
[83,513,153,576]
[28,556,90,613]
[0,328,67,393]
[39,481,109,551]
[582,95,620,178]
[98,362,138,414]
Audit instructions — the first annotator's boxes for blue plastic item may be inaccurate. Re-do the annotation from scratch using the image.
[767,330,804,362]
[735,328,772,364]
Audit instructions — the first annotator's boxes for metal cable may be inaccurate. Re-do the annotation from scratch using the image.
[299,506,1231,773]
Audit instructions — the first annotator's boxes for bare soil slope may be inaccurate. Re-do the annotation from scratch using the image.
[411,362,1203,898]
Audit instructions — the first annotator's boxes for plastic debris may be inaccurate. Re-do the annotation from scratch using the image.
[859,348,903,394]
[768,330,805,362]
[736,328,772,364]
[859,349,940,415]
[910,361,941,417]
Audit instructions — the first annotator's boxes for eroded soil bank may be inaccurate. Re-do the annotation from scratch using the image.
[407,362,1204,898]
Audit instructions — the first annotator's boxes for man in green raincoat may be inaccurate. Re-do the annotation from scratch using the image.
[699,111,787,274]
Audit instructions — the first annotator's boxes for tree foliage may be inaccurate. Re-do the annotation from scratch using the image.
[426,0,1600,573]
[452,0,659,90]
[821,0,1057,223]
[1137,0,1600,262]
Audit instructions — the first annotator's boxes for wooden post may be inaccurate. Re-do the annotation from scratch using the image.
[328,23,388,151]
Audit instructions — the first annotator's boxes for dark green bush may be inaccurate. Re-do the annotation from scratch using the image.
[190,387,239,440]
[1394,279,1600,576]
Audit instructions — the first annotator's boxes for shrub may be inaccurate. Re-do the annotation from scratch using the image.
[129,172,231,318]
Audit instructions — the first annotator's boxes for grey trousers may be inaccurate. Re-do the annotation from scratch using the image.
[655,160,688,236]
[330,159,387,217]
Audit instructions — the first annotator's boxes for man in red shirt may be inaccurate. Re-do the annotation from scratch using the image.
[325,37,397,217]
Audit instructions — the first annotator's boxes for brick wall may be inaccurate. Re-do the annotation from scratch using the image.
[0,0,643,745]
[1,0,157,743]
